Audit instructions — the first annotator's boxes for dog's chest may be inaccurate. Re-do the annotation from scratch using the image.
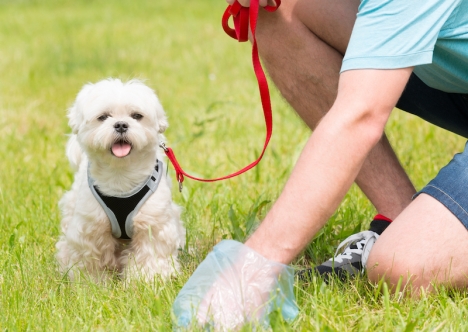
[87,160,164,240]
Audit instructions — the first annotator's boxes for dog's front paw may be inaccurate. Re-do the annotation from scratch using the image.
[122,255,180,284]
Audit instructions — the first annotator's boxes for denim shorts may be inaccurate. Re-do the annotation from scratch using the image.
[397,73,468,229]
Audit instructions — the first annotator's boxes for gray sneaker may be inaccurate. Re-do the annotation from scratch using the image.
[299,218,390,282]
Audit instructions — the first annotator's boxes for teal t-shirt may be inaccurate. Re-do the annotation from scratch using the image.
[341,0,468,93]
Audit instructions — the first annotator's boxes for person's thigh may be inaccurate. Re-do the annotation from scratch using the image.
[367,193,468,291]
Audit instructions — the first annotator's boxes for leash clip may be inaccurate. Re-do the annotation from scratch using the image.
[159,142,168,152]
[178,180,183,192]
[160,142,185,193]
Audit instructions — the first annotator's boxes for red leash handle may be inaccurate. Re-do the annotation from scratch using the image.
[222,1,249,41]
[222,0,281,42]
[163,0,281,191]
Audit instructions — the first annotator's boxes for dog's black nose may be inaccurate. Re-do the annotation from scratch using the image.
[114,121,129,133]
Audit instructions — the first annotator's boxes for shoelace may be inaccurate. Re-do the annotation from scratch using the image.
[331,231,379,267]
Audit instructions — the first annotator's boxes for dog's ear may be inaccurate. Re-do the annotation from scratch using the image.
[156,107,169,133]
[151,91,168,133]
[68,83,94,134]
[67,104,81,134]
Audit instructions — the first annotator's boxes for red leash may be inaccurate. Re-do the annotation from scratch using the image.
[161,0,281,191]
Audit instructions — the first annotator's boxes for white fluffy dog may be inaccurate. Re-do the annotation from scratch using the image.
[56,78,185,282]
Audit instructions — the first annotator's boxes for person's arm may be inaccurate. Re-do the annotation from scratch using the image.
[245,68,413,263]
[173,68,413,329]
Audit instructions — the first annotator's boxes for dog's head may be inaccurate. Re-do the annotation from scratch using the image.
[69,79,168,161]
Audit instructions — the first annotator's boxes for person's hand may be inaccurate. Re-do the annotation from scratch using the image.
[172,240,298,330]
[225,0,277,8]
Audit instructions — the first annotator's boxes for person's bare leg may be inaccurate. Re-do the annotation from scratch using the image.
[367,194,468,292]
[256,0,416,219]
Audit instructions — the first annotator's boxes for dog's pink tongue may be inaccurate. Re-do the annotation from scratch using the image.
[112,143,131,158]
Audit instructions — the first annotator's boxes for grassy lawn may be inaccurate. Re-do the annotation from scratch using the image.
[1,0,467,330]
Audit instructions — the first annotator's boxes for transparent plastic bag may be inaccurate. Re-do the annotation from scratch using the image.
[173,240,298,331]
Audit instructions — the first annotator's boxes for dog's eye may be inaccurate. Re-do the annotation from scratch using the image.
[98,114,110,121]
[131,113,143,120]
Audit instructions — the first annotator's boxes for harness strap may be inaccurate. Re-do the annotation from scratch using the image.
[162,0,281,190]
[88,160,164,239]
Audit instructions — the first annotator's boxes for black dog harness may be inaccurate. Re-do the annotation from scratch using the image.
[88,160,163,239]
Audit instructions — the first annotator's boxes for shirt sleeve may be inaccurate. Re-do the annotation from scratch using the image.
[341,0,461,72]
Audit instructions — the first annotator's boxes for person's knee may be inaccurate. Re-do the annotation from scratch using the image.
[253,0,359,128]
[257,0,359,52]
[366,241,391,283]
[255,0,302,45]
[366,240,413,287]
[366,240,430,291]
[257,0,356,41]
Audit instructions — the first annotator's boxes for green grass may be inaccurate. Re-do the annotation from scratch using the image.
[0,0,467,330]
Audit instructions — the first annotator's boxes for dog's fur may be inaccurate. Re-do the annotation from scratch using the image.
[56,79,185,282]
